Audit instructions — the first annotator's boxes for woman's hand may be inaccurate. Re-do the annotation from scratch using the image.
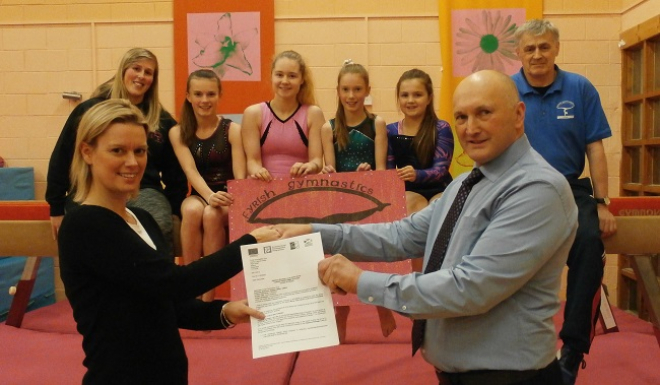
[356,163,372,172]
[396,165,416,182]
[290,162,319,177]
[249,167,273,182]
[321,165,336,174]
[222,299,265,325]
[50,215,63,240]
[249,225,282,243]
[208,191,234,208]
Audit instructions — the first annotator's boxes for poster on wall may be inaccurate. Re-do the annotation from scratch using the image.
[438,0,542,175]
[173,0,274,118]
[227,170,411,304]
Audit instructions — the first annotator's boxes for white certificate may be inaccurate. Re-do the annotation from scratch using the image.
[241,232,339,358]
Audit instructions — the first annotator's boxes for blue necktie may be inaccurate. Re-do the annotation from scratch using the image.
[411,168,484,356]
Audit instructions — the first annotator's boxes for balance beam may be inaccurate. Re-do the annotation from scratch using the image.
[0,220,57,327]
[1,216,182,328]
[603,216,660,347]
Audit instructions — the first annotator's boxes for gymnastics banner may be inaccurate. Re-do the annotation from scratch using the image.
[227,170,410,303]
[439,0,543,175]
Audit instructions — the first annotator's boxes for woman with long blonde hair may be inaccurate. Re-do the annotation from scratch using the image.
[47,48,187,257]
[242,50,325,180]
[60,99,279,384]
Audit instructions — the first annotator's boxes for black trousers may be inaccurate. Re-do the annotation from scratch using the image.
[437,359,563,385]
[559,178,605,354]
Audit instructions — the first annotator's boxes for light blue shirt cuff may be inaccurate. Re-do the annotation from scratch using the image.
[356,271,389,307]
[310,223,338,253]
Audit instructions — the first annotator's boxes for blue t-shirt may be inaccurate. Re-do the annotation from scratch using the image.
[512,66,611,179]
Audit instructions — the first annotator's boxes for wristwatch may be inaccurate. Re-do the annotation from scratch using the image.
[594,196,610,206]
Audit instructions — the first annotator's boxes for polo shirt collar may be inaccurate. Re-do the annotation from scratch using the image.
[517,65,564,96]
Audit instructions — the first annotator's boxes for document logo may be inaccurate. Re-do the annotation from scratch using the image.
[264,246,272,254]
[290,241,299,250]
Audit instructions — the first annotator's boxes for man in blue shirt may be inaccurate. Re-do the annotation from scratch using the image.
[278,70,577,385]
[512,19,617,385]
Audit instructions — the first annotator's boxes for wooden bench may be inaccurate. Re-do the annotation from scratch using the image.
[602,216,660,346]
[0,220,57,327]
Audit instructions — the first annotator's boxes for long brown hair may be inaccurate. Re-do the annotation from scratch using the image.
[396,68,438,167]
[272,50,316,105]
[179,69,222,146]
[334,62,374,151]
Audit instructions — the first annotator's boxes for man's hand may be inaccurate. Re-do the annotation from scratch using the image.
[597,205,617,238]
[318,254,362,295]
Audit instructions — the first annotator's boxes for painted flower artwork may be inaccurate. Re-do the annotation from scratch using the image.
[452,8,526,77]
[188,12,261,81]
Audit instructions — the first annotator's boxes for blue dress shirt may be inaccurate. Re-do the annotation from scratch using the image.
[312,135,578,372]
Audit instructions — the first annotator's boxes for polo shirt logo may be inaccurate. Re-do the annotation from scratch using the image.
[556,101,575,119]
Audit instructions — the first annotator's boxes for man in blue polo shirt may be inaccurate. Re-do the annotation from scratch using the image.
[512,19,617,385]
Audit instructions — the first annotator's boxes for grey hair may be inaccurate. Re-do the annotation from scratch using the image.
[514,19,560,44]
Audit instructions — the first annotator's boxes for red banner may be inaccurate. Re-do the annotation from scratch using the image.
[228,170,411,303]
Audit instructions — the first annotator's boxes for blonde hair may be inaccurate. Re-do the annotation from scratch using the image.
[70,99,149,203]
[334,61,374,151]
[91,48,162,132]
[272,50,316,105]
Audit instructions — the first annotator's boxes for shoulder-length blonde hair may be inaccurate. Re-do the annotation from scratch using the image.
[272,50,316,106]
[91,48,162,132]
[70,99,149,203]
